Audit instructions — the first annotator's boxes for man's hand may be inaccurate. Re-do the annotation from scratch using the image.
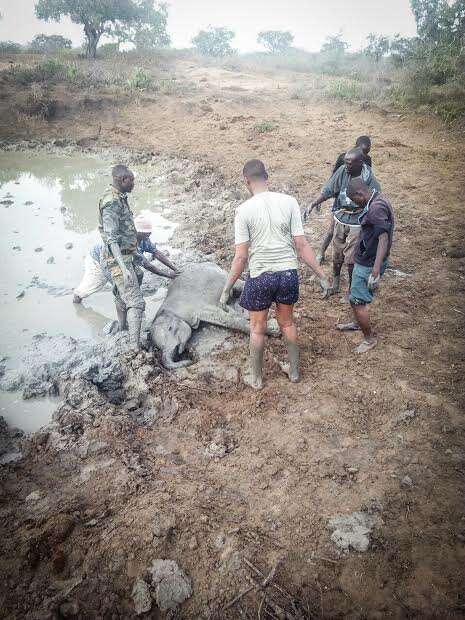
[219,284,232,312]
[319,276,331,298]
[368,272,380,292]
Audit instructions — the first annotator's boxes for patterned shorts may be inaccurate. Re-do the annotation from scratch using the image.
[240,269,299,312]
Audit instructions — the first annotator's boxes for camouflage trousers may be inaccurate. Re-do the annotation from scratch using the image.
[104,254,145,312]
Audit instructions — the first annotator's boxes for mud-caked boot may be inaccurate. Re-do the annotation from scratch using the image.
[127,307,144,351]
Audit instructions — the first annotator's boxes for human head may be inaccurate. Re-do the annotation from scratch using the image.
[344,147,364,177]
[112,164,135,193]
[242,159,269,195]
[347,177,373,207]
[134,214,152,240]
[355,135,371,155]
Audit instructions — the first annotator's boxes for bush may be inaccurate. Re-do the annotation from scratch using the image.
[0,41,22,54]
[98,42,120,58]
[8,58,68,84]
[192,27,235,57]
[29,34,72,54]
[254,121,278,133]
[127,68,152,89]
[323,78,364,100]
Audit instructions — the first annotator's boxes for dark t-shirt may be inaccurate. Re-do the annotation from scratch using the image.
[332,152,372,174]
[354,192,394,267]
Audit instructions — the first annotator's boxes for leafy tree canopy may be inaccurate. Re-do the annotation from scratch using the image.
[320,31,348,56]
[30,33,72,53]
[257,30,294,53]
[35,0,169,57]
[191,26,235,57]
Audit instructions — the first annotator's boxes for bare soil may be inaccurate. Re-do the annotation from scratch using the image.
[0,54,464,619]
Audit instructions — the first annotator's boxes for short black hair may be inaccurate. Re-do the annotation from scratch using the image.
[347,177,370,198]
[356,135,371,148]
[112,164,132,179]
[345,147,364,160]
[243,159,268,181]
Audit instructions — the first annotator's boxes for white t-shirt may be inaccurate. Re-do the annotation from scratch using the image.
[234,191,304,278]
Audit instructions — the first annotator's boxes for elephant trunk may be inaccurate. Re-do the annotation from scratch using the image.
[161,349,194,370]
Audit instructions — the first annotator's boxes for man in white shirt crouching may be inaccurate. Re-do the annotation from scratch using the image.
[219,159,329,390]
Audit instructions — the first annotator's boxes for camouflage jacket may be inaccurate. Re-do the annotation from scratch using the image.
[98,186,138,254]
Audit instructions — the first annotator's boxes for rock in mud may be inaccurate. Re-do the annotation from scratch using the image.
[327,510,382,553]
[152,513,176,539]
[0,199,13,206]
[0,451,23,465]
[47,256,55,264]
[24,201,34,206]
[34,247,43,252]
[149,559,192,611]
[132,577,152,615]
[65,242,73,250]
[394,409,416,425]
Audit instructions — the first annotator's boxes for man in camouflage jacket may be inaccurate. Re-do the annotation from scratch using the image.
[98,164,145,349]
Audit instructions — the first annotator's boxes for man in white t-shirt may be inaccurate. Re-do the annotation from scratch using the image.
[219,159,329,390]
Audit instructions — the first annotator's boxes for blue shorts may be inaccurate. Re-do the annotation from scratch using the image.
[349,261,387,305]
[240,269,299,312]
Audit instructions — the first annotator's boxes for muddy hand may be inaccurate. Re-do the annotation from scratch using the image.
[368,273,380,292]
[219,285,232,312]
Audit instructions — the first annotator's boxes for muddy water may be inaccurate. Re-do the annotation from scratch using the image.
[0,151,177,432]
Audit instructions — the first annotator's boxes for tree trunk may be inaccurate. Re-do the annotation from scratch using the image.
[84,23,101,59]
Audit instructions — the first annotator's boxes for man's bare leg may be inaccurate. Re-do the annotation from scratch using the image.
[276,303,299,382]
[326,261,342,297]
[351,303,377,353]
[246,309,269,389]
[340,263,354,304]
[316,219,335,265]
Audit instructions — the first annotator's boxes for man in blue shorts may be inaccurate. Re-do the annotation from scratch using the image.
[219,159,329,389]
[336,177,395,353]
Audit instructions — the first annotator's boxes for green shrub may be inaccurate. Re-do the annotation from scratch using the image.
[127,68,152,90]
[254,121,278,133]
[0,41,22,54]
[323,78,364,100]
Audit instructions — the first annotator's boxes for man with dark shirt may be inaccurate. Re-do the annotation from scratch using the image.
[337,177,394,353]
[305,147,380,300]
[316,136,373,267]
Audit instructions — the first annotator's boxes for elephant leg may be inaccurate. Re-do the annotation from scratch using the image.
[197,305,279,337]
[197,305,252,334]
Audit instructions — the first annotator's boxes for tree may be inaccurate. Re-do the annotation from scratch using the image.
[364,33,390,62]
[320,32,348,56]
[192,27,235,57]
[410,0,465,46]
[390,34,418,66]
[257,30,294,53]
[30,33,72,53]
[35,0,141,58]
[108,0,170,50]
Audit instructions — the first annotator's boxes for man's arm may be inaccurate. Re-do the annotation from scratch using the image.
[153,249,179,273]
[371,233,389,279]
[305,167,343,220]
[101,202,132,289]
[142,258,177,279]
[293,236,326,279]
[219,242,249,311]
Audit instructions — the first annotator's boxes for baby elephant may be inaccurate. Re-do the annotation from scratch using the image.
[150,262,279,369]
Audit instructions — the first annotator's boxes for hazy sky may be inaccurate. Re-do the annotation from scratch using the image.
[0,0,417,52]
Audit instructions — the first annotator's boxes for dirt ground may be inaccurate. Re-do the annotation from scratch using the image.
[0,55,464,619]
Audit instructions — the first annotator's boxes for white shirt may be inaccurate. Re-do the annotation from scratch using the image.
[234,191,304,278]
